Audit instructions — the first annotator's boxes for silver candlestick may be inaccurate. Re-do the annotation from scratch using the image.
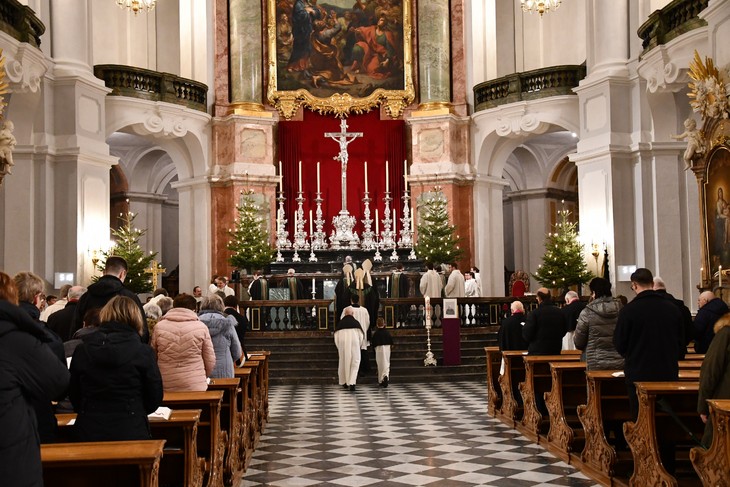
[398,186,414,248]
[312,193,327,250]
[361,192,375,250]
[390,246,399,262]
[409,247,417,260]
[275,192,291,250]
[292,243,301,263]
[294,192,309,250]
[424,296,437,366]
[308,238,318,262]
[381,192,396,249]
[373,236,383,262]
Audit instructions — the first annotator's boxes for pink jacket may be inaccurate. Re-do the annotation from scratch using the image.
[151,307,216,391]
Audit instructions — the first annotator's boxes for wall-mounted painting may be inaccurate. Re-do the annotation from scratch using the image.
[267,0,414,119]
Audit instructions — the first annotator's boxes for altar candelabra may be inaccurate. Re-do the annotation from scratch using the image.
[398,186,414,248]
[275,192,291,262]
[329,212,359,249]
[390,246,399,262]
[311,193,327,250]
[373,236,383,262]
[380,192,396,249]
[292,243,301,262]
[424,296,437,366]
[293,191,309,249]
[360,192,376,250]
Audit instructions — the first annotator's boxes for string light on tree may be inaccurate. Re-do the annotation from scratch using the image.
[414,187,463,265]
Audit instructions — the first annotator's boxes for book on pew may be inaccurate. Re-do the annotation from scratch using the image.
[611,371,624,377]
[148,406,172,420]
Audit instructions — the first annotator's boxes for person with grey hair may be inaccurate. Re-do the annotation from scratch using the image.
[156,296,173,317]
[694,290,729,353]
[561,290,585,351]
[47,285,87,342]
[40,284,72,322]
[199,295,241,378]
[143,302,163,333]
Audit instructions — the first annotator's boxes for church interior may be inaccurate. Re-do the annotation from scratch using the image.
[1,0,730,486]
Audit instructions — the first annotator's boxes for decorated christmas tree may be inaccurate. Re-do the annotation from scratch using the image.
[414,187,463,265]
[227,190,275,272]
[95,211,158,294]
[533,208,593,291]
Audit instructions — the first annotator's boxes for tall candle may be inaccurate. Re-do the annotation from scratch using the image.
[279,160,283,177]
[364,161,368,192]
[298,160,302,192]
[309,210,313,236]
[385,160,389,192]
[312,278,315,297]
[404,159,408,183]
[375,209,379,234]
[316,162,321,193]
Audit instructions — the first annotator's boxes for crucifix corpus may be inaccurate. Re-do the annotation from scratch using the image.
[145,260,166,289]
[324,118,363,248]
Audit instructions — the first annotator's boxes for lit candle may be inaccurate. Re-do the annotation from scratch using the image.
[298,160,302,192]
[404,159,408,182]
[375,209,379,234]
[279,160,283,177]
[425,295,431,322]
[312,278,316,296]
[316,162,321,193]
[309,209,313,236]
[364,161,368,193]
[385,160,389,193]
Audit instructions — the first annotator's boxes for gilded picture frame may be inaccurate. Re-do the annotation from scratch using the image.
[266,0,414,119]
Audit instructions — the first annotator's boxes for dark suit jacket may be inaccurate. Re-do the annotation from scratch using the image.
[523,302,565,355]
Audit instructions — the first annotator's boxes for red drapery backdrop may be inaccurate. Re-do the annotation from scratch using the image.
[278,110,407,238]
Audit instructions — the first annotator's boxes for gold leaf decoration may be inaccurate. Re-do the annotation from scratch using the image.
[688,50,729,120]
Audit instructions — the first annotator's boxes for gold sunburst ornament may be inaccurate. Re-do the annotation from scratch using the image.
[688,50,730,120]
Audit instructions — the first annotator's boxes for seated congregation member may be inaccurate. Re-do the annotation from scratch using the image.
[335,307,364,391]
[522,288,565,355]
[152,294,216,391]
[694,290,728,354]
[0,273,70,485]
[561,291,585,351]
[199,295,242,379]
[573,277,624,371]
[223,295,249,362]
[498,300,529,352]
[698,312,730,447]
[69,296,163,442]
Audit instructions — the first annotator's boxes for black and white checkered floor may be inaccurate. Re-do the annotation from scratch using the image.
[240,381,598,486]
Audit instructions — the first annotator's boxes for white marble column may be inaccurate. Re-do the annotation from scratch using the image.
[473,176,508,296]
[586,0,629,77]
[228,0,263,110]
[173,180,212,294]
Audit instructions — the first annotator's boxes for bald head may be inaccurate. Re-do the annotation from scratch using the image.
[698,291,716,308]
[536,287,551,303]
[653,277,666,291]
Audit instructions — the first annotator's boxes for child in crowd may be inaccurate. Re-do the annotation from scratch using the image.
[371,317,393,388]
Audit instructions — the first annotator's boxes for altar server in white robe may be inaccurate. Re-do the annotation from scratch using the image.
[334,308,364,391]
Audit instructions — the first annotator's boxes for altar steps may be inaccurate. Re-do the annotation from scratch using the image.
[246,327,498,385]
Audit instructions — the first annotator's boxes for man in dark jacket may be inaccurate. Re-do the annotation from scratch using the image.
[223,294,249,361]
[523,288,565,355]
[614,268,684,418]
[694,290,729,353]
[47,285,86,342]
[0,295,70,486]
[653,276,693,358]
[562,291,585,350]
[73,256,148,343]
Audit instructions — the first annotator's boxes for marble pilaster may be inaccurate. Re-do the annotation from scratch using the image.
[417,0,451,108]
[228,0,264,110]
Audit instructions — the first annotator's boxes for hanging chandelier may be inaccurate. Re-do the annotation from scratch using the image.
[521,0,561,16]
[117,0,156,15]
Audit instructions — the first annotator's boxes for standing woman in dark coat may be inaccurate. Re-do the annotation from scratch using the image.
[0,272,70,486]
[70,296,163,442]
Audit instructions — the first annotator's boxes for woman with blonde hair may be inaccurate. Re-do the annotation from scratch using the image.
[0,272,69,485]
[69,295,163,441]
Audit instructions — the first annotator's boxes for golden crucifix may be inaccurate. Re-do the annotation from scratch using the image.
[145,260,166,289]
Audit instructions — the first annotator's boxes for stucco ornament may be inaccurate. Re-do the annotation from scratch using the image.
[688,51,730,120]
[0,50,16,186]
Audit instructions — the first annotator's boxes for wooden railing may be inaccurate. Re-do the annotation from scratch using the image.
[473,65,586,112]
[0,0,45,48]
[240,296,540,331]
[93,64,208,112]
[637,0,709,57]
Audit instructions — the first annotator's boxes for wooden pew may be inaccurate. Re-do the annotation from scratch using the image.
[691,399,730,486]
[246,355,268,429]
[42,440,165,487]
[232,367,253,470]
[484,346,503,417]
[624,382,704,486]
[497,351,527,427]
[248,350,271,423]
[237,358,264,442]
[684,354,704,361]
[576,369,701,485]
[679,360,703,369]
[208,378,243,486]
[163,391,226,487]
[56,410,205,487]
[235,362,261,455]
[544,361,587,463]
[518,354,581,442]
